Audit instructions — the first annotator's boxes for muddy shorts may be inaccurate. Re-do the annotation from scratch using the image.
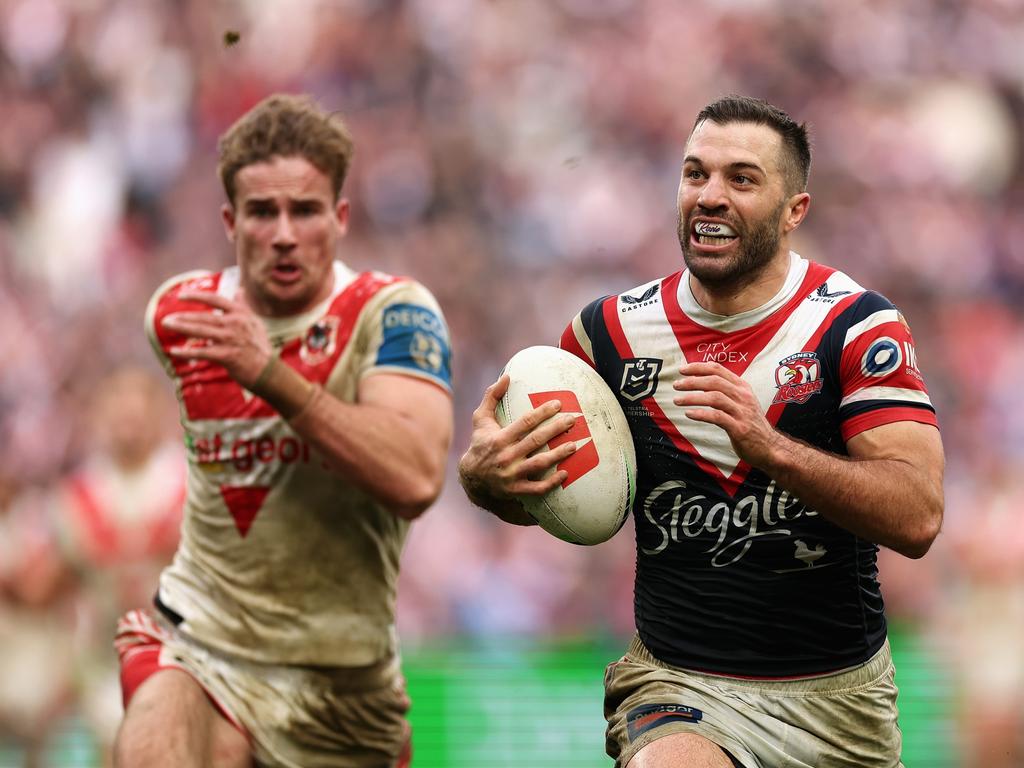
[116,610,411,768]
[604,634,904,768]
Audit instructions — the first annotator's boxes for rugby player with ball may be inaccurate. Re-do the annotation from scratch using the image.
[459,95,943,768]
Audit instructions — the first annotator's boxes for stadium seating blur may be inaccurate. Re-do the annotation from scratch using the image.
[2,1,1022,765]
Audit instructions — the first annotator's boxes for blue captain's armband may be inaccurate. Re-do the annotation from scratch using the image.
[377,303,452,387]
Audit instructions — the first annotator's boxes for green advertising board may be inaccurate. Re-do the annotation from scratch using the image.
[404,624,954,768]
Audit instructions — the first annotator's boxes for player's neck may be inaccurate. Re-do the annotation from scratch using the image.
[688,249,793,317]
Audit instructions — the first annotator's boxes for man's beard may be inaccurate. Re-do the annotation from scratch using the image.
[678,201,785,292]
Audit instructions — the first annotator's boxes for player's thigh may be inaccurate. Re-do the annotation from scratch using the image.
[627,732,737,768]
[115,668,251,768]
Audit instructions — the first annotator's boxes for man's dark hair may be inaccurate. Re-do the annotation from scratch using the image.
[694,95,811,194]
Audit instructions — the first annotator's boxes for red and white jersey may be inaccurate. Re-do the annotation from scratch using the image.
[560,253,938,677]
[146,260,452,666]
[54,443,185,613]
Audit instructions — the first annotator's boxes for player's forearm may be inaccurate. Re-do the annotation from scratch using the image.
[293,398,447,519]
[251,357,446,518]
[757,434,943,558]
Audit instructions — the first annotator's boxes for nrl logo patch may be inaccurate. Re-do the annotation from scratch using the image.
[773,352,823,404]
[620,357,662,401]
[300,316,340,366]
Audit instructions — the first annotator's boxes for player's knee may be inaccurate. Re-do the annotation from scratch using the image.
[112,721,152,768]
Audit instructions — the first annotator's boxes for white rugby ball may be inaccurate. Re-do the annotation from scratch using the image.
[496,346,636,545]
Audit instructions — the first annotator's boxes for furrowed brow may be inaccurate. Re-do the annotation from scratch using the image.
[683,156,766,176]
[727,161,766,176]
[243,197,276,208]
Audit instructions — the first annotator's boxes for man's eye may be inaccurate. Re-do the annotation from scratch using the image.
[250,207,275,218]
[734,175,751,185]
[686,169,704,180]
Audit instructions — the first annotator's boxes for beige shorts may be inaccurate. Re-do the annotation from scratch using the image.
[604,635,904,768]
[116,610,411,768]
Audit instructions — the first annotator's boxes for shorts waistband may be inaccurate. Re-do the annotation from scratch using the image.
[150,610,401,693]
[626,635,893,694]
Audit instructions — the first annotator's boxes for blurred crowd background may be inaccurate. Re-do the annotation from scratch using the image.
[2,0,1023,766]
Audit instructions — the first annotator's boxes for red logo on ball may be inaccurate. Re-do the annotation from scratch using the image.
[528,390,599,488]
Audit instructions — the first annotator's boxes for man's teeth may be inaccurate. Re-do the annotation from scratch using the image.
[694,221,737,237]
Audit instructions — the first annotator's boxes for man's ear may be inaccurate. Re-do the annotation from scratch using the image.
[221,203,237,242]
[335,198,350,236]
[783,192,810,234]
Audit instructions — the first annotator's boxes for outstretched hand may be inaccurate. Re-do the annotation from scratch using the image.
[458,374,578,503]
[672,361,784,469]
[162,290,274,389]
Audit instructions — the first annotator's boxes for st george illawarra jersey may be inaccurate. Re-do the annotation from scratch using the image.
[560,253,938,677]
[146,260,451,667]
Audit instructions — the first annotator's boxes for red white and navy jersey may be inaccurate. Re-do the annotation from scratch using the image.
[146,261,452,666]
[560,253,938,677]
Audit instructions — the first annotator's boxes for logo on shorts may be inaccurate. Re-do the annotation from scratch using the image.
[773,352,823,404]
[528,390,598,488]
[625,703,704,741]
[620,358,662,401]
[300,316,339,366]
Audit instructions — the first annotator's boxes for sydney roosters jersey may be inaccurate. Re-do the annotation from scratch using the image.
[146,261,452,666]
[560,253,938,677]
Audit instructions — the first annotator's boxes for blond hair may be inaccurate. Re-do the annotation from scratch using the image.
[217,94,355,205]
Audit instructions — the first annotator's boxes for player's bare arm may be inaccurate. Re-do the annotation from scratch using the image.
[673,361,944,559]
[163,289,452,519]
[458,373,577,526]
[294,372,452,519]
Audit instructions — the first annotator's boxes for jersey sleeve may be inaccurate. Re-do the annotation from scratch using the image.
[143,270,217,379]
[837,291,938,440]
[357,280,452,392]
[558,296,610,368]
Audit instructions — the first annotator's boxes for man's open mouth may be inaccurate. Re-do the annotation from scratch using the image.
[271,262,302,281]
[693,220,738,246]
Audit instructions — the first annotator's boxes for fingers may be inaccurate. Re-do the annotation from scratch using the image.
[672,362,746,408]
[177,290,238,311]
[672,388,736,410]
[507,469,569,497]
[465,374,582,499]
[488,373,510,402]
[672,362,758,427]
[503,441,575,496]
[512,412,577,457]
[472,374,510,426]
[472,374,566,444]
[507,400,565,443]
[167,343,218,361]
[162,314,233,342]
[678,361,739,380]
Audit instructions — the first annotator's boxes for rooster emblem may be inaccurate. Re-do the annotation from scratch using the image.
[793,540,827,567]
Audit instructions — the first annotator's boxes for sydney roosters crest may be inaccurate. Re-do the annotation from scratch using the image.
[773,352,823,404]
[300,316,340,366]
